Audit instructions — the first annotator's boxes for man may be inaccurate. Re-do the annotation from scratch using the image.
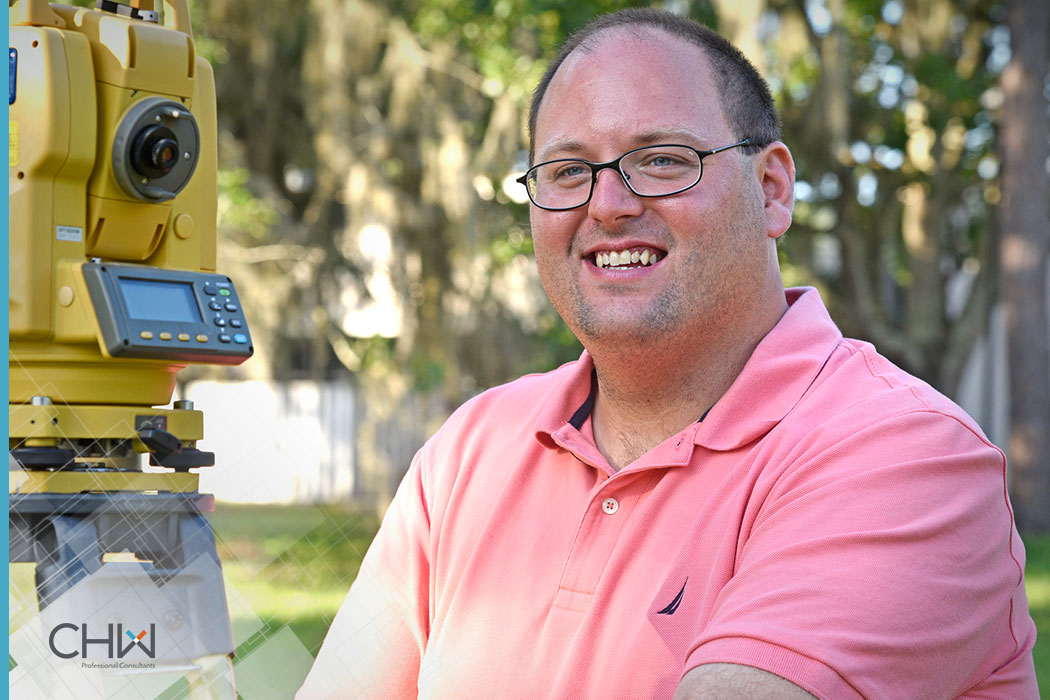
[299,9,1038,699]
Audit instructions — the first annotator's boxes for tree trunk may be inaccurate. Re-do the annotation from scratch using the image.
[998,0,1050,533]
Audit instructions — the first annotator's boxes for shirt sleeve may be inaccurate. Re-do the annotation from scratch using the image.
[682,409,1037,700]
[297,448,432,700]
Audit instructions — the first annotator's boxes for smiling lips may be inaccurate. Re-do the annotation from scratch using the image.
[592,247,663,269]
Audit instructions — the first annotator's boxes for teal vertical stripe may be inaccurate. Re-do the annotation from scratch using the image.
[3,0,12,677]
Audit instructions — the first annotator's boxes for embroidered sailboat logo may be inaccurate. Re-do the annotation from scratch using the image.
[657,578,688,615]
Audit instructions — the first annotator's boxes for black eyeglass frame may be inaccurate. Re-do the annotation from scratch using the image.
[516,138,756,211]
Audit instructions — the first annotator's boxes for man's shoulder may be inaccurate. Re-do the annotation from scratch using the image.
[802,335,995,451]
[412,358,587,491]
[827,337,969,413]
[437,356,586,437]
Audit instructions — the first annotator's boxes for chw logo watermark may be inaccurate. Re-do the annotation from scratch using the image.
[48,623,157,660]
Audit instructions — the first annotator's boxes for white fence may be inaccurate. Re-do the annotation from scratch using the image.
[182,379,441,506]
[182,380,357,504]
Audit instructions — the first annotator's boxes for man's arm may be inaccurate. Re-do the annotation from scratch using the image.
[674,663,819,700]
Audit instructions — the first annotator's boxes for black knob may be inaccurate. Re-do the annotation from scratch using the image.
[138,428,183,462]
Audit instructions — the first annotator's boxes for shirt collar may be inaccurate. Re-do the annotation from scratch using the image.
[533,287,842,457]
[695,287,842,450]
[533,351,609,468]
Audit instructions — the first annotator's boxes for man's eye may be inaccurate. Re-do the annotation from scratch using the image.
[644,154,685,167]
[553,163,589,180]
[635,152,696,180]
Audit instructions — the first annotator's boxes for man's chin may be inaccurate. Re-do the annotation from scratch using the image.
[574,316,678,350]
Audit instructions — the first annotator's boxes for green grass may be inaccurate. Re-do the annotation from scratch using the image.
[1023,534,1050,698]
[209,503,382,657]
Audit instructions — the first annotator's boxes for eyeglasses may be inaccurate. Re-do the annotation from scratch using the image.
[516,139,754,211]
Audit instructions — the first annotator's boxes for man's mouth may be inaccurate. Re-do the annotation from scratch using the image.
[592,247,663,269]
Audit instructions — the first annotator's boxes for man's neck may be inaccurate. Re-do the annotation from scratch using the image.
[588,348,733,470]
[587,300,787,471]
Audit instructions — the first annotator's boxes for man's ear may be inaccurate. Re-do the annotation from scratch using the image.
[757,142,795,240]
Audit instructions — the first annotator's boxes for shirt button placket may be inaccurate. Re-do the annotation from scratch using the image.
[601,497,619,515]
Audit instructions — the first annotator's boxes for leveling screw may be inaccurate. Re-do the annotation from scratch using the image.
[163,610,184,630]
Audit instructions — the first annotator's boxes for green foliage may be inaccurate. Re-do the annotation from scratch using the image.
[217,168,279,243]
[406,0,664,102]
[769,0,1010,387]
[191,0,1022,403]
[781,49,823,103]
[488,226,533,267]
[913,54,980,122]
[532,315,585,373]
[410,354,448,392]
[408,0,559,101]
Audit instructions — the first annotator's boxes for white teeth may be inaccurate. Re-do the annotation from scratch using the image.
[593,248,660,269]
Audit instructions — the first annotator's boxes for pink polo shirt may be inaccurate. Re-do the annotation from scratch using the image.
[298,287,1038,699]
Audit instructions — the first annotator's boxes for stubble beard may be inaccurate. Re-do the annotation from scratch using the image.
[546,237,744,356]
[563,277,690,350]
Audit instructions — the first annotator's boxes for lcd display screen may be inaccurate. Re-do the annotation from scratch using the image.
[119,277,203,323]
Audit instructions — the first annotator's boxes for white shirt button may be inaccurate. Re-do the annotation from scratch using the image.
[601,497,619,515]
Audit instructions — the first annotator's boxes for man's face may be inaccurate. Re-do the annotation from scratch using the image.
[529,29,777,352]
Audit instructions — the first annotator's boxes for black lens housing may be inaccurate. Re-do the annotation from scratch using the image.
[130,125,180,178]
[112,97,201,202]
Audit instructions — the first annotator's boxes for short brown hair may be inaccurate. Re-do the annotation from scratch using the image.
[527,9,780,161]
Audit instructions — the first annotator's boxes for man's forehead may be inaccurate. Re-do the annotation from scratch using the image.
[560,25,705,73]
[534,27,727,156]
[541,26,719,112]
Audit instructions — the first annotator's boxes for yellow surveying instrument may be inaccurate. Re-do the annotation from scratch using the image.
[9,0,249,695]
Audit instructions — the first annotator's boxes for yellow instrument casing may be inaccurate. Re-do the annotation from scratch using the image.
[9,0,220,415]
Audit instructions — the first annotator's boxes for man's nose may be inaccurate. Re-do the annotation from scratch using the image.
[586,167,644,225]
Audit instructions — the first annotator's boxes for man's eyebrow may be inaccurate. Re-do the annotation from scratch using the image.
[535,139,587,162]
[634,128,704,145]
[535,129,707,162]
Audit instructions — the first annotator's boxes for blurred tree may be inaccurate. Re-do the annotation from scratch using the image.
[766,0,1004,392]
[997,0,1049,533]
[189,0,654,405]
[188,0,1047,519]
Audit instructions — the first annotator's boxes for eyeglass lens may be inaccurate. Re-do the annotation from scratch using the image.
[525,145,701,210]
